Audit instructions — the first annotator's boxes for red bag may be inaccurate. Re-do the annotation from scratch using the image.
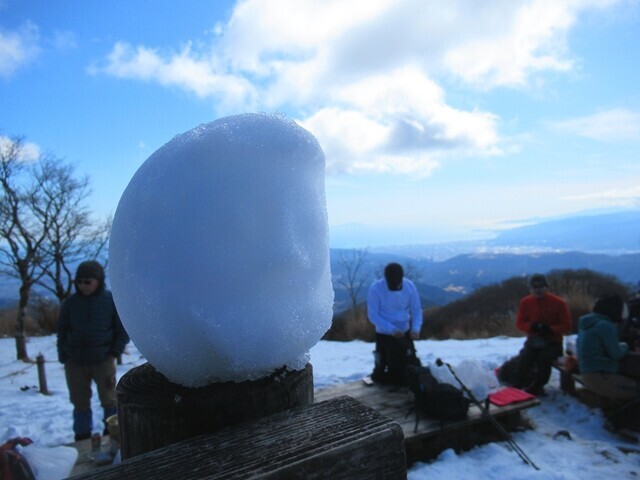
[488,387,535,406]
[0,437,36,480]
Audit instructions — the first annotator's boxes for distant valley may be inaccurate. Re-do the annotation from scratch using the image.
[0,209,638,313]
[331,209,640,312]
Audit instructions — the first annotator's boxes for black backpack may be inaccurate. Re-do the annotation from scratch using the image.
[497,351,536,386]
[406,365,470,423]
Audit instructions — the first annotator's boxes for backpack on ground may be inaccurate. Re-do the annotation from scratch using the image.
[0,437,36,480]
[406,365,470,425]
[496,352,535,386]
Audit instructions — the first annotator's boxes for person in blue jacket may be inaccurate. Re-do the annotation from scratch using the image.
[367,263,423,385]
[577,294,636,401]
[57,261,129,441]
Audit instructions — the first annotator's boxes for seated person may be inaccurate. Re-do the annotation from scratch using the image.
[577,294,639,432]
[513,274,572,395]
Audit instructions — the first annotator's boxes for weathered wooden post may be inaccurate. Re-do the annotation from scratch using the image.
[36,353,50,395]
[117,363,313,459]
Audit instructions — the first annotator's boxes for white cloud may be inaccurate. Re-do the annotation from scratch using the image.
[562,186,640,207]
[444,0,575,88]
[299,68,500,174]
[0,136,41,162]
[51,30,77,51]
[94,41,257,110]
[93,0,624,175]
[550,108,640,142]
[0,21,40,78]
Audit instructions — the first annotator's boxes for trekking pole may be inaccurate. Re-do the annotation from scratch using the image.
[435,358,540,471]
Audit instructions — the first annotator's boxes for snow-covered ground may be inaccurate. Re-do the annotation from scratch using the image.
[1,335,638,479]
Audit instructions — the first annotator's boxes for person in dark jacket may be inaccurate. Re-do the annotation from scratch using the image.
[57,261,129,441]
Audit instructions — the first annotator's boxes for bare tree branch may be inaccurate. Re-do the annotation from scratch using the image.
[337,249,370,319]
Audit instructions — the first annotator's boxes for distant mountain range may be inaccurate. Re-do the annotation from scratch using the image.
[1,210,638,312]
[331,209,640,312]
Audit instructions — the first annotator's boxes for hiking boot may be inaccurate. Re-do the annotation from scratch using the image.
[74,433,91,442]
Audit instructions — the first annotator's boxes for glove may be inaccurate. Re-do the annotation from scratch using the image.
[531,323,551,334]
[539,324,551,334]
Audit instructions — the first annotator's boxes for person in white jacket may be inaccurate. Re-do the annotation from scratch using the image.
[367,263,423,385]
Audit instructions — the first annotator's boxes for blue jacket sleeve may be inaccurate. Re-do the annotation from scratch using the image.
[56,300,70,363]
[110,307,129,357]
[600,322,628,361]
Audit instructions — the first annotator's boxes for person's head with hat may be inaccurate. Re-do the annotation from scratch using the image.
[529,273,548,299]
[593,293,624,324]
[75,260,105,296]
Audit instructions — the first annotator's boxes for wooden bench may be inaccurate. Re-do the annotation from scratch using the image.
[68,395,407,479]
[315,380,540,465]
[552,358,625,412]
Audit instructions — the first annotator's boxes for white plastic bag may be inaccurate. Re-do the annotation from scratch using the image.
[430,359,499,400]
[19,443,78,480]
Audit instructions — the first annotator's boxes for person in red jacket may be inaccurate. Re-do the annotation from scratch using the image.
[514,273,573,395]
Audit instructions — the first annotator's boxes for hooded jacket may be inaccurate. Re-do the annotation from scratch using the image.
[57,279,129,366]
[577,312,628,374]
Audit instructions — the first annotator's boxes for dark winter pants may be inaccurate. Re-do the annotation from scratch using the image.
[64,357,117,439]
[372,333,418,386]
[515,338,563,394]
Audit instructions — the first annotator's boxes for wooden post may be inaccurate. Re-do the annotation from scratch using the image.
[117,362,314,459]
[36,354,50,395]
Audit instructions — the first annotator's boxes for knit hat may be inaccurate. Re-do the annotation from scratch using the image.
[528,273,548,288]
[75,261,105,282]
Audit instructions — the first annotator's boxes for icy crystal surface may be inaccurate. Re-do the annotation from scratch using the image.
[109,113,333,386]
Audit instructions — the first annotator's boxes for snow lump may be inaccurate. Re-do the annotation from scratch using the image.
[109,113,334,387]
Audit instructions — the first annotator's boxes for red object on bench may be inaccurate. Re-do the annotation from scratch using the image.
[488,387,535,406]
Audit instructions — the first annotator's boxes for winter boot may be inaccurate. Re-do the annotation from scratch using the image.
[73,408,93,442]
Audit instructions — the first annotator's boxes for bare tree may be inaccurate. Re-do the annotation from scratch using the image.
[0,136,109,360]
[337,249,370,320]
[0,137,51,360]
[34,157,111,303]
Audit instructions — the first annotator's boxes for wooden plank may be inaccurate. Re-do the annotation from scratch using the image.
[315,380,540,464]
[69,396,407,480]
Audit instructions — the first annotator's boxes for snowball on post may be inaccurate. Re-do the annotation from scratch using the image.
[109,113,334,387]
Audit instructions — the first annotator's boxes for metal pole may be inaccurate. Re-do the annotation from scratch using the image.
[436,358,540,470]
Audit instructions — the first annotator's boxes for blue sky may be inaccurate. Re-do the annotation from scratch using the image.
[1,0,639,247]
